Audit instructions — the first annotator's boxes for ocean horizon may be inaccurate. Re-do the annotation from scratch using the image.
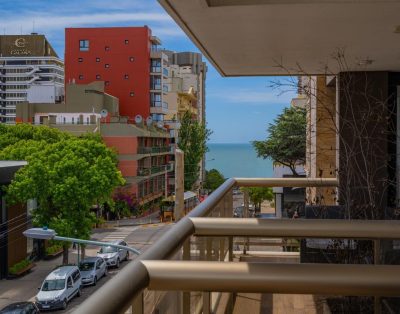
[205,142,274,178]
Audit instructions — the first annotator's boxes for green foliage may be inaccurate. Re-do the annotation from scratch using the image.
[204,169,225,192]
[0,124,125,248]
[253,106,306,176]
[9,259,32,275]
[242,187,273,210]
[46,244,63,255]
[178,111,212,190]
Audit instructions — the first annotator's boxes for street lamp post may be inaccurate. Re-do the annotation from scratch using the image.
[23,228,141,261]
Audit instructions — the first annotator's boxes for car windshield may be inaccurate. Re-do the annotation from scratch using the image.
[41,279,65,291]
[100,246,117,253]
[79,262,95,271]
[0,304,31,314]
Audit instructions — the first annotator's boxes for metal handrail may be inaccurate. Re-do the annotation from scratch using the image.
[74,178,341,314]
[143,261,400,296]
[190,217,400,239]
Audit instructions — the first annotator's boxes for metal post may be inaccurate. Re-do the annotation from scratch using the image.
[207,238,212,261]
[131,292,144,314]
[182,239,190,314]
[219,238,225,261]
[243,190,250,254]
[228,236,233,262]
[77,243,80,265]
[203,292,211,314]
[374,239,381,314]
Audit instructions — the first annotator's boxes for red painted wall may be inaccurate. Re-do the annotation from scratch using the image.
[102,136,138,177]
[65,27,151,120]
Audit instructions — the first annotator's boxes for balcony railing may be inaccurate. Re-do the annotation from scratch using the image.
[73,178,400,314]
[137,164,173,176]
[137,146,171,154]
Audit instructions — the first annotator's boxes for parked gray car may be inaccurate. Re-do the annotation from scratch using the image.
[79,257,107,286]
[97,240,129,268]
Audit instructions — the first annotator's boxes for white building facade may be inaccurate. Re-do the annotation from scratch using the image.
[0,34,64,123]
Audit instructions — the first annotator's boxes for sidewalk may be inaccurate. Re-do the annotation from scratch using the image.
[104,210,160,227]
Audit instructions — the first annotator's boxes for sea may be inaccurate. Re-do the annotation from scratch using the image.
[205,143,274,178]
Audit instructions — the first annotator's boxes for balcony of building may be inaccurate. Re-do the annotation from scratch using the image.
[150,100,168,115]
[137,145,172,155]
[73,178,400,314]
[136,163,174,177]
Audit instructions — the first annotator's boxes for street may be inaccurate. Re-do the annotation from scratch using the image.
[0,222,173,313]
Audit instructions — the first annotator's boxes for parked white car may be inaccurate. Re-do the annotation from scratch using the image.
[79,256,107,286]
[97,240,129,268]
[36,266,81,311]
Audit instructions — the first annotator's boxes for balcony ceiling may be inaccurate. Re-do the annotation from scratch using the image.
[158,0,400,76]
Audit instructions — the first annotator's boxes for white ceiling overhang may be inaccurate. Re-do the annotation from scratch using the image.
[158,0,400,76]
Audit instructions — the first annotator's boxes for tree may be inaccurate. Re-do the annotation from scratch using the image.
[0,124,124,264]
[204,169,225,192]
[178,111,212,190]
[242,187,273,211]
[253,106,306,176]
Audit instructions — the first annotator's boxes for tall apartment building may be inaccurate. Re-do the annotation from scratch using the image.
[65,27,169,123]
[0,34,64,123]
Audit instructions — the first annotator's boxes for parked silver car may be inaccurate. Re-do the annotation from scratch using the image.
[97,240,129,268]
[79,257,107,286]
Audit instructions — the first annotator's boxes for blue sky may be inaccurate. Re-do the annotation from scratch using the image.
[1,0,296,143]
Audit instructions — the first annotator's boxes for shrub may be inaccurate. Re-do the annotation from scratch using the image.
[45,244,63,255]
[9,259,32,275]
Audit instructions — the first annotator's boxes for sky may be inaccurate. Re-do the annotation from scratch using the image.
[1,0,297,143]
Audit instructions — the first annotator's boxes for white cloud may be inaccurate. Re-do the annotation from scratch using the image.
[1,1,183,39]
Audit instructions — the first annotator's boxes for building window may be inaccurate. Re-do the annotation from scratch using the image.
[79,75,84,80]
[79,40,89,51]
[125,39,129,44]
[105,64,110,68]
[78,57,83,62]
[96,57,100,62]
[96,75,101,79]
[105,81,110,86]
[129,57,135,62]
[63,117,66,124]
[130,92,135,97]
[72,117,75,124]
[105,46,110,51]
[124,74,129,80]
[86,117,89,124]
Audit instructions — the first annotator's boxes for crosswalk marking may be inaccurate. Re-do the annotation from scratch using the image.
[100,227,139,243]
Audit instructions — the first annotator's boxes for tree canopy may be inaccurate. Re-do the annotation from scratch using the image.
[204,168,225,192]
[253,106,306,176]
[242,187,273,210]
[178,111,212,191]
[0,124,124,263]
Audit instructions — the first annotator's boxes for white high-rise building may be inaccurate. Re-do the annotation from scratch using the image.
[0,34,64,123]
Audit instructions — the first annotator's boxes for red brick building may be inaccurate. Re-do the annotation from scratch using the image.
[65,27,161,120]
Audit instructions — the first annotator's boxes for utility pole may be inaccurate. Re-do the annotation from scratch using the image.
[174,149,184,221]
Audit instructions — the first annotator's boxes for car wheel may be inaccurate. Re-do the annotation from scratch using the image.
[116,258,120,268]
[93,276,97,286]
[62,299,67,310]
[77,287,82,297]
[125,252,129,261]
